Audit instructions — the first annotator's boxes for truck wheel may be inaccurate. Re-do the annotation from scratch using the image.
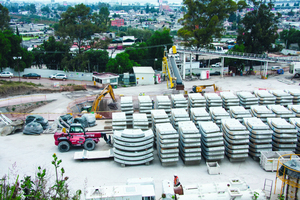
[84,140,95,151]
[58,141,70,152]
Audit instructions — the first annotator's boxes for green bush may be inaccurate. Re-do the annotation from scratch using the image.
[0,154,81,199]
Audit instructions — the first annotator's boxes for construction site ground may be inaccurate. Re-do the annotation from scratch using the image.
[1,73,300,199]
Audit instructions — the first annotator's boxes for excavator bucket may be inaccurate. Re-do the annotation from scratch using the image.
[108,103,118,110]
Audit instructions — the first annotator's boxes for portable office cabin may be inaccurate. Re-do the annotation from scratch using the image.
[133,67,155,85]
[92,72,119,86]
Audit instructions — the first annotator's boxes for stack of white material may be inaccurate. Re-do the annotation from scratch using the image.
[250,105,276,123]
[229,106,252,122]
[112,112,127,131]
[209,107,231,127]
[156,123,179,166]
[243,118,273,158]
[133,113,149,130]
[156,96,172,117]
[188,93,206,114]
[198,121,224,161]
[171,94,188,110]
[170,108,190,130]
[221,118,250,162]
[267,105,295,120]
[113,129,154,166]
[204,93,222,112]
[178,121,202,165]
[253,90,276,106]
[151,110,170,146]
[138,96,152,124]
[237,92,258,109]
[285,89,300,105]
[120,96,134,127]
[287,105,300,117]
[220,92,239,110]
[269,90,293,106]
[190,107,211,128]
[289,118,300,154]
[267,118,297,151]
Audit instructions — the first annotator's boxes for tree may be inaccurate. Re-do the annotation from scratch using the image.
[125,42,149,66]
[146,5,150,13]
[61,53,89,72]
[0,4,10,31]
[93,7,111,33]
[106,52,139,74]
[41,6,51,14]
[146,29,173,70]
[127,28,153,42]
[237,0,281,54]
[178,0,244,55]
[228,12,237,22]
[85,49,109,72]
[280,28,300,49]
[41,36,70,70]
[0,31,11,70]
[28,4,36,14]
[57,4,96,54]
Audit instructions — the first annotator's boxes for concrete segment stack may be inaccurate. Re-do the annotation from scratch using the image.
[188,93,206,115]
[287,105,300,117]
[285,89,300,105]
[254,90,276,106]
[198,121,224,161]
[250,105,276,123]
[289,118,300,154]
[171,94,188,110]
[156,96,172,117]
[120,96,134,127]
[178,121,202,165]
[156,123,179,166]
[229,106,252,122]
[133,113,149,130]
[221,118,250,162]
[190,107,211,128]
[267,118,297,151]
[267,105,295,120]
[269,90,293,106]
[113,129,154,166]
[243,118,273,159]
[170,108,190,130]
[112,112,127,131]
[138,96,152,124]
[204,93,222,112]
[209,107,231,127]
[237,92,258,109]
[220,92,239,110]
[151,110,170,146]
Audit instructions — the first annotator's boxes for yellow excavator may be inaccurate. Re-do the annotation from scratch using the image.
[192,84,217,93]
[82,84,117,119]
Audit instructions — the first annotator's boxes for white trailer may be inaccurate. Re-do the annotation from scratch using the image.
[289,62,300,78]
[85,178,155,200]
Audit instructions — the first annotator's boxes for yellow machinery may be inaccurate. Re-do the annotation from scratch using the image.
[192,84,217,93]
[88,84,117,119]
[162,46,175,89]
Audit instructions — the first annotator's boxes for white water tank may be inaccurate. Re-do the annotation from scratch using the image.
[200,70,210,80]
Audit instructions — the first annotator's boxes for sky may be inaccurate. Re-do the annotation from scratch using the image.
[9,0,183,4]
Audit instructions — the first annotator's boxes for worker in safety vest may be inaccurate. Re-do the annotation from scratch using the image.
[174,174,180,187]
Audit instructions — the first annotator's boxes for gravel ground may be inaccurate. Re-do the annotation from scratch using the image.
[1,73,300,199]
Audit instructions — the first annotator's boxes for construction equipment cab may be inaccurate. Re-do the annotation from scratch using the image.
[192,84,217,93]
[54,123,111,152]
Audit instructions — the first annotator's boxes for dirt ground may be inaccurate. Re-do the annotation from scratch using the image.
[1,73,300,199]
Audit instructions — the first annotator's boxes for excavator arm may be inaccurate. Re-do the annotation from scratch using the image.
[91,84,116,112]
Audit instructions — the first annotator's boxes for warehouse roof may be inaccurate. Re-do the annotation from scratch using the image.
[133,67,155,74]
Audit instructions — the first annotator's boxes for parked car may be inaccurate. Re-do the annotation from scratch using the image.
[211,63,221,68]
[49,73,67,80]
[0,71,14,78]
[22,73,41,79]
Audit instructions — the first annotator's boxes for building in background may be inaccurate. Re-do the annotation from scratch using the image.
[111,18,124,27]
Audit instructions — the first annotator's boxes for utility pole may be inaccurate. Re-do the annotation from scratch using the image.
[13,56,22,82]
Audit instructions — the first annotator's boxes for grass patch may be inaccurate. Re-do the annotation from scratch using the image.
[22,36,39,41]
[0,80,43,96]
